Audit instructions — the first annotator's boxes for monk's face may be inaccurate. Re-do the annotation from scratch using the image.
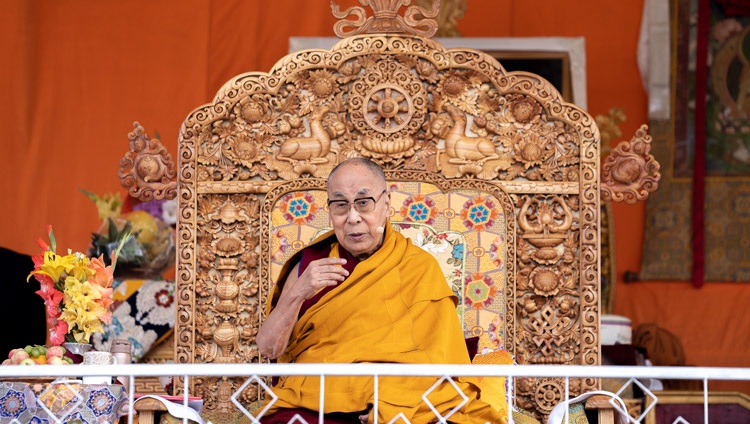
[327,162,390,259]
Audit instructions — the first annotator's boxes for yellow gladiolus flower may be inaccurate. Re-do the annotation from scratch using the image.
[64,278,101,303]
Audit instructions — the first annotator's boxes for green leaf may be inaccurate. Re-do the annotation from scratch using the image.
[107,217,118,241]
[48,226,57,253]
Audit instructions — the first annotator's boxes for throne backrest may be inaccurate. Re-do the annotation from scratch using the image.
[267,177,514,352]
[173,1,603,418]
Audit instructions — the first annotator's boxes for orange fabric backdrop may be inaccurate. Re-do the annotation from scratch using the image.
[2,0,747,391]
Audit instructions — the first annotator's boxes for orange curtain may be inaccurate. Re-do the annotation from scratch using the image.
[0,0,339,255]
[1,0,211,254]
[5,0,748,392]
[0,0,644,254]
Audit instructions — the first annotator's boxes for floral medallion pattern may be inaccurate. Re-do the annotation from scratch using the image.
[86,388,116,417]
[464,272,498,310]
[400,194,438,224]
[280,192,319,225]
[460,196,499,232]
[0,389,26,418]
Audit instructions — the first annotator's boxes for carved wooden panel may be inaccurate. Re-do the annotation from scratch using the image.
[174,1,601,420]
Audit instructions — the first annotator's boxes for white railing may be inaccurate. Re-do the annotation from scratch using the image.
[1,363,749,424]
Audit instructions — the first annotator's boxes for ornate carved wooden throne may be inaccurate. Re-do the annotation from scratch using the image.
[120,0,660,420]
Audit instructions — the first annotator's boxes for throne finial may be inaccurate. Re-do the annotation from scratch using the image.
[331,0,440,38]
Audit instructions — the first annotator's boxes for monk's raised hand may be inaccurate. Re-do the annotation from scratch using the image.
[297,257,348,299]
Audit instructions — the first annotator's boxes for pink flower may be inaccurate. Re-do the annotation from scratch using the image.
[96,286,114,311]
[88,255,114,288]
[35,286,64,319]
[49,320,69,346]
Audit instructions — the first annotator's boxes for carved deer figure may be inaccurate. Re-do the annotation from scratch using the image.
[276,106,334,164]
[443,104,498,164]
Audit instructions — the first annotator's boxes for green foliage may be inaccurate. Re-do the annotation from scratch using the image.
[89,218,145,267]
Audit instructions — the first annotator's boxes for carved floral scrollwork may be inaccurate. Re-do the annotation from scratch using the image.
[516,195,581,364]
[193,193,260,370]
[514,194,583,419]
[331,0,440,38]
[601,124,661,203]
[118,121,177,201]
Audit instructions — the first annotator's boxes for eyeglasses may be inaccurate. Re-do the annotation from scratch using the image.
[327,190,387,216]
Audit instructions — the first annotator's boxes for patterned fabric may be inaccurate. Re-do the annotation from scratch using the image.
[270,181,509,352]
[565,402,589,424]
[640,0,750,281]
[92,279,175,361]
[512,408,543,424]
[510,403,589,424]
[0,381,127,423]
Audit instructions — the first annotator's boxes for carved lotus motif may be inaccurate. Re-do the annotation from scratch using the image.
[510,95,543,123]
[443,74,468,96]
[523,298,539,314]
[415,59,438,82]
[197,167,211,182]
[226,134,260,167]
[240,101,265,123]
[306,69,338,98]
[212,236,246,257]
[241,326,257,341]
[521,140,543,162]
[338,59,362,82]
[532,246,560,264]
[529,267,562,297]
[555,295,578,317]
[513,133,552,169]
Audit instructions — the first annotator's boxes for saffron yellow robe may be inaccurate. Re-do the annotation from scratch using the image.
[265,225,505,423]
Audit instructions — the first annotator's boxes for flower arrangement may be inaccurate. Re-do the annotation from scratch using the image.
[27,226,127,345]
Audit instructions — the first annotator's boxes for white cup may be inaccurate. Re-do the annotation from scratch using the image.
[82,351,117,385]
[83,351,117,365]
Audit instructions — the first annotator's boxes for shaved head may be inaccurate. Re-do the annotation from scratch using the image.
[327,157,386,188]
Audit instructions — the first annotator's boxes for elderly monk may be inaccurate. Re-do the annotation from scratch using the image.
[257,158,504,424]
